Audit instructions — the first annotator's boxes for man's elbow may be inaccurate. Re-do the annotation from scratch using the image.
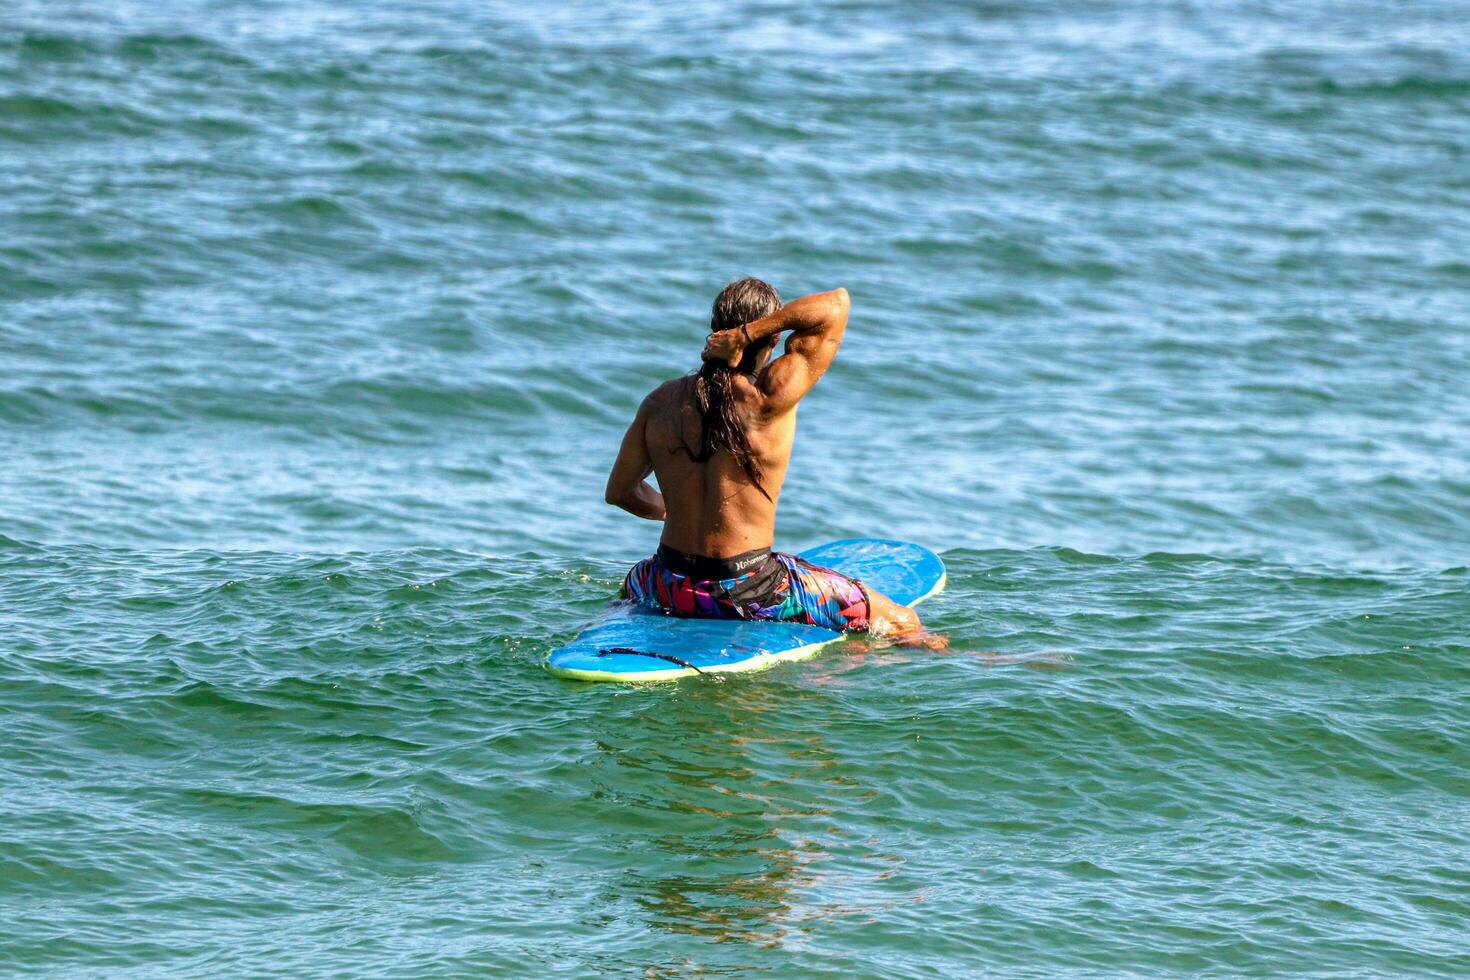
[605,484,631,508]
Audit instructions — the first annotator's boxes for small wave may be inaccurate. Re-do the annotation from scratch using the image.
[174,787,459,862]
[1314,75,1470,100]
[1050,547,1124,565]
[0,94,86,119]
[0,93,161,141]
[14,32,101,61]
[115,32,226,62]
[246,194,372,227]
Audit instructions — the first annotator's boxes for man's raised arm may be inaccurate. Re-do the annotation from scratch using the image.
[702,287,850,415]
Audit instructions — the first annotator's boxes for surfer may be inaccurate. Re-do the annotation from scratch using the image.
[605,278,944,647]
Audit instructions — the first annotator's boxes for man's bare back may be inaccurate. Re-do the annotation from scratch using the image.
[638,373,796,556]
[604,279,939,643]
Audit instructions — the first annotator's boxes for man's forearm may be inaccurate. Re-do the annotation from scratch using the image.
[612,481,666,521]
[742,289,848,343]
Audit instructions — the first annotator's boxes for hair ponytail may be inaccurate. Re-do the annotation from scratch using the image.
[685,358,770,500]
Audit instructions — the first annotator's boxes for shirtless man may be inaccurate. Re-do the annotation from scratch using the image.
[604,277,939,645]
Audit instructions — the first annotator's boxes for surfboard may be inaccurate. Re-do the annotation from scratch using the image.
[545,538,946,683]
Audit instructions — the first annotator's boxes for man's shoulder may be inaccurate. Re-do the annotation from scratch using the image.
[642,376,690,410]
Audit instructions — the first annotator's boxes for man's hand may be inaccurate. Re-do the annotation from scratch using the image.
[701,326,747,366]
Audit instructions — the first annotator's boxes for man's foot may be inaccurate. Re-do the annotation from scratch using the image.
[892,629,949,651]
[853,625,949,651]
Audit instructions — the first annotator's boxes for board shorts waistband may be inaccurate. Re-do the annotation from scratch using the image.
[655,544,774,581]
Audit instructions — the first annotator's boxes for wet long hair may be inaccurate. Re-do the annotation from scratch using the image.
[680,277,782,499]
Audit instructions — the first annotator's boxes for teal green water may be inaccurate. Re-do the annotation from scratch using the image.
[4,1,1470,974]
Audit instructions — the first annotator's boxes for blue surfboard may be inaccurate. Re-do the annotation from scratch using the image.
[545,538,945,683]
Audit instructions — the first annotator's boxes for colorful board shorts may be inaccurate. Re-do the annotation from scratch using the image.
[621,544,871,633]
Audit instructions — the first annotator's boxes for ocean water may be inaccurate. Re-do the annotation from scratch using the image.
[3,0,1469,974]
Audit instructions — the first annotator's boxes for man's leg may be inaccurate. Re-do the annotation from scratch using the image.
[864,585,947,650]
[773,553,947,648]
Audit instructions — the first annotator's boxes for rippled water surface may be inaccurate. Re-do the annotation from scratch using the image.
[4,0,1469,974]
